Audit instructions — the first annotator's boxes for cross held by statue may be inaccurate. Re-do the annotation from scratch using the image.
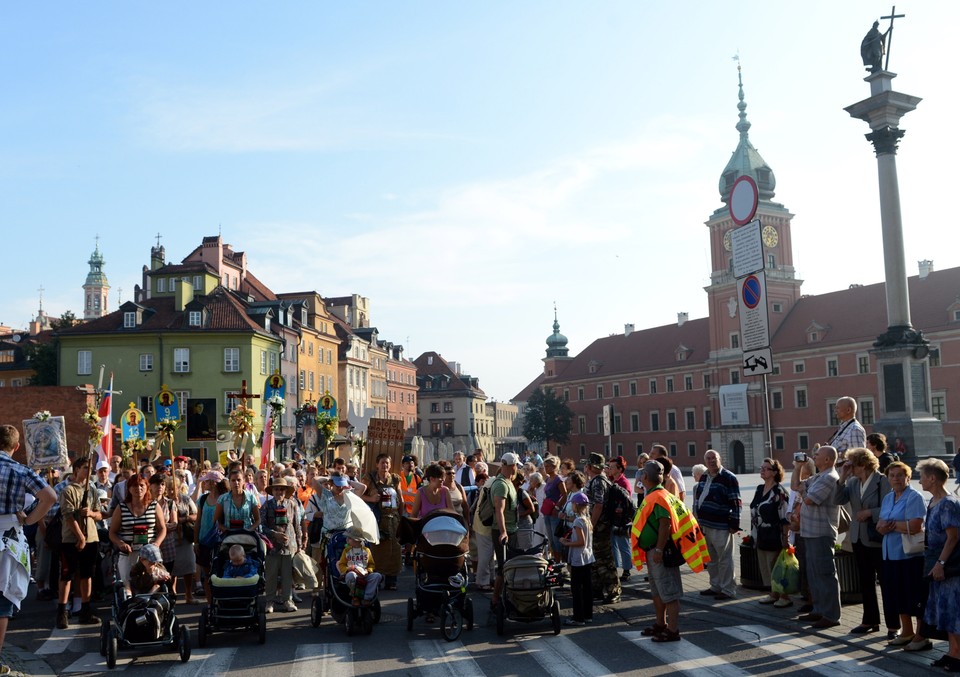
[227,380,261,409]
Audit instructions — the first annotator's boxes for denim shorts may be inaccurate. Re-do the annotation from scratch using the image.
[0,593,14,618]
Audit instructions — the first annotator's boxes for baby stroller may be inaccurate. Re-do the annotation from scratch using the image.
[310,529,382,636]
[197,530,268,647]
[99,552,190,669]
[494,531,561,636]
[405,509,474,641]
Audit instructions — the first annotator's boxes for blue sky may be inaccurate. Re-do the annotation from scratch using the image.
[2,2,956,402]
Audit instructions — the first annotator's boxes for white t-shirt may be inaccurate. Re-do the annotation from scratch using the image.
[568,516,595,567]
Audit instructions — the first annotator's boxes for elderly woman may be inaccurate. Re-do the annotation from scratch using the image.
[751,458,791,607]
[920,458,960,668]
[214,468,261,533]
[109,474,167,592]
[169,471,198,604]
[877,461,929,648]
[691,464,708,485]
[837,447,893,635]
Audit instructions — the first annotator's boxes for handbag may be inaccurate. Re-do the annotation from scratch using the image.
[540,498,557,517]
[902,519,925,555]
[554,519,571,541]
[661,539,685,568]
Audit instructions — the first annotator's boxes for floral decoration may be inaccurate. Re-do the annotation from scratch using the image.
[82,407,105,445]
[33,410,52,421]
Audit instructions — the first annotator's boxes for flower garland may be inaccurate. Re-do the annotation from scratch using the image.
[120,438,147,463]
[33,410,51,421]
[229,404,256,450]
[316,411,338,443]
[153,418,180,462]
[81,407,105,445]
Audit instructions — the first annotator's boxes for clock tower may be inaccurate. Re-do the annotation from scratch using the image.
[83,237,110,321]
[705,67,802,363]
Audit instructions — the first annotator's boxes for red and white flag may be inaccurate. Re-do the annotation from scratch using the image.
[96,376,114,467]
[261,412,274,470]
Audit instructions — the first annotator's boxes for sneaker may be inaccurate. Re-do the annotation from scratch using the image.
[292,594,303,603]
[773,599,793,608]
[564,618,585,627]
[281,600,298,613]
[265,602,274,614]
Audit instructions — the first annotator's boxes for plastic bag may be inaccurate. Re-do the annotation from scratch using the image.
[771,547,800,595]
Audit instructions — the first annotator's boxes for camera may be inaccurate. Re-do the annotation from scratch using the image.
[793,451,807,462]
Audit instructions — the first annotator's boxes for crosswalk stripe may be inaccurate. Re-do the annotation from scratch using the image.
[620,630,744,676]
[517,635,614,677]
[166,647,238,677]
[291,643,354,677]
[717,625,901,676]
[409,639,485,677]
[60,651,134,673]
[36,626,81,655]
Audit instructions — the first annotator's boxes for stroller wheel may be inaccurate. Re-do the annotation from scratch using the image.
[464,597,474,631]
[372,599,382,624]
[178,624,192,663]
[106,630,118,670]
[257,608,267,645]
[439,604,462,642]
[551,600,561,635]
[344,609,356,637]
[406,598,415,631]
[361,607,374,635]
[310,596,323,628]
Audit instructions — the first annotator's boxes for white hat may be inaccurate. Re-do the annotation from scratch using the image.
[500,452,519,466]
[96,460,111,471]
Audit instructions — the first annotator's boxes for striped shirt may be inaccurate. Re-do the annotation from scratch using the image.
[0,452,48,516]
[118,500,159,550]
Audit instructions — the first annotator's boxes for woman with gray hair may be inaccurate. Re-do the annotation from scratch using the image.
[919,458,960,666]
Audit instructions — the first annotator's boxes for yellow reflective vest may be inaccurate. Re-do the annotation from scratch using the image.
[630,488,710,573]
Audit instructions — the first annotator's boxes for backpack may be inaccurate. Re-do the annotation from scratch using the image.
[603,482,637,535]
[476,485,495,527]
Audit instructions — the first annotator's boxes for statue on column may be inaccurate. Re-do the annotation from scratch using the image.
[860,21,888,73]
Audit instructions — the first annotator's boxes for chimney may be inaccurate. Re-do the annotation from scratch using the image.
[174,278,194,311]
[624,323,634,337]
[678,312,689,327]
[919,260,934,279]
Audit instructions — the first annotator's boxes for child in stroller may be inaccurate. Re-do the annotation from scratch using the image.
[404,509,474,641]
[196,530,268,647]
[337,526,383,606]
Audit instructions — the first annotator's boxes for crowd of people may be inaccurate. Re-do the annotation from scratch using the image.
[3,397,960,673]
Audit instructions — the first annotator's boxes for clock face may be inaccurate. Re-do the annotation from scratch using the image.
[762,225,779,248]
[723,230,732,251]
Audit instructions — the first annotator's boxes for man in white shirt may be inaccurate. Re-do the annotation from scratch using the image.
[650,445,685,501]
[829,397,866,456]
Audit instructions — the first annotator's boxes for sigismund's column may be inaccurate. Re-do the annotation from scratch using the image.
[844,29,944,460]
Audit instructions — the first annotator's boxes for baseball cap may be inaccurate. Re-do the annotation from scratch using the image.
[163,458,173,467]
[570,492,589,505]
[500,452,519,466]
[401,455,414,464]
[139,543,162,563]
[175,455,190,463]
[96,460,110,471]
[331,474,350,487]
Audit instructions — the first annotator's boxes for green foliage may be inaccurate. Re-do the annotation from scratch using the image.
[522,387,573,447]
[25,342,58,386]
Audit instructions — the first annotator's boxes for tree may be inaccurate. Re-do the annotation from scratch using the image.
[25,342,58,385]
[522,387,573,450]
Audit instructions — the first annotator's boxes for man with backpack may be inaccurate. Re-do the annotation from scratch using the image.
[605,456,637,581]
[585,453,621,604]
[489,453,520,607]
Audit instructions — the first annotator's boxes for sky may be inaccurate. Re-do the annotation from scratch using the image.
[2,2,957,403]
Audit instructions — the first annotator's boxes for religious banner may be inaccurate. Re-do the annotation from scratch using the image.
[186,398,217,442]
[155,386,180,424]
[22,413,69,469]
[319,391,337,418]
[295,401,319,455]
[264,372,286,401]
[121,403,146,442]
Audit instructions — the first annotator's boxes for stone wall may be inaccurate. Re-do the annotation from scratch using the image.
[0,385,98,465]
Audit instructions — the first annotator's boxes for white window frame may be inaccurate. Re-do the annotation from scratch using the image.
[139,353,153,372]
[223,347,240,373]
[77,350,92,375]
[173,348,190,373]
[260,350,268,375]
[123,312,136,328]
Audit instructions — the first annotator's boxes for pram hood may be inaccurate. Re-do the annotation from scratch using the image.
[421,515,467,547]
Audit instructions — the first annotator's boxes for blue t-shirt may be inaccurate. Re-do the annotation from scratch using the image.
[879,486,926,561]
[222,557,258,579]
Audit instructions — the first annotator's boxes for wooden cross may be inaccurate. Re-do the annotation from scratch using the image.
[881,5,905,72]
[227,379,260,410]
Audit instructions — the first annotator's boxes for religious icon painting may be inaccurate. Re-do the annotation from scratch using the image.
[22,416,69,469]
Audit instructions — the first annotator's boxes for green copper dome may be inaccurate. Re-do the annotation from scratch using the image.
[546,308,568,358]
[718,66,776,204]
[85,243,108,287]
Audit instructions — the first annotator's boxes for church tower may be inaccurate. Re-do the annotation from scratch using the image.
[543,306,572,378]
[704,66,802,365]
[83,237,110,320]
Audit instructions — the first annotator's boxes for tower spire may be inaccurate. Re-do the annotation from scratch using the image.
[545,305,568,358]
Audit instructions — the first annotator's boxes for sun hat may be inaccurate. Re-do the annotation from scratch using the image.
[199,470,224,483]
[330,474,350,487]
[345,526,366,541]
[138,543,162,563]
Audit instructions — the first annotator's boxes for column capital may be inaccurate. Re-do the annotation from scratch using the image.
[865,126,906,156]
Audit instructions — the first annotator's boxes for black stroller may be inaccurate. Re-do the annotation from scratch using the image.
[310,528,383,636]
[404,509,474,641]
[99,552,190,669]
[494,531,561,636]
[197,530,268,646]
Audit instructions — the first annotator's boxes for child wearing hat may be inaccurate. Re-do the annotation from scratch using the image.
[559,493,595,626]
[263,476,303,613]
[129,544,171,596]
[337,526,382,606]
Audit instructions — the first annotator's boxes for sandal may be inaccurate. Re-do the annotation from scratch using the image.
[652,628,681,643]
[641,623,666,637]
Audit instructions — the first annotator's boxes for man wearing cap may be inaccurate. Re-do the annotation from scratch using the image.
[56,456,103,629]
[94,460,113,496]
[585,452,620,604]
[263,476,303,613]
[491,452,520,605]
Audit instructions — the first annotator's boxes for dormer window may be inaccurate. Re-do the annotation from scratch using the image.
[123,312,136,328]
[188,311,202,327]
[264,317,271,332]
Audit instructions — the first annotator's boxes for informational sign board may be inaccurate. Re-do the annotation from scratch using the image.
[731,219,764,278]
[719,384,750,426]
[602,405,613,437]
[738,272,771,352]
[742,347,774,376]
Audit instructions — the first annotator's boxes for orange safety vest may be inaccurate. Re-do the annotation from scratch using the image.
[399,473,421,516]
[630,488,710,573]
